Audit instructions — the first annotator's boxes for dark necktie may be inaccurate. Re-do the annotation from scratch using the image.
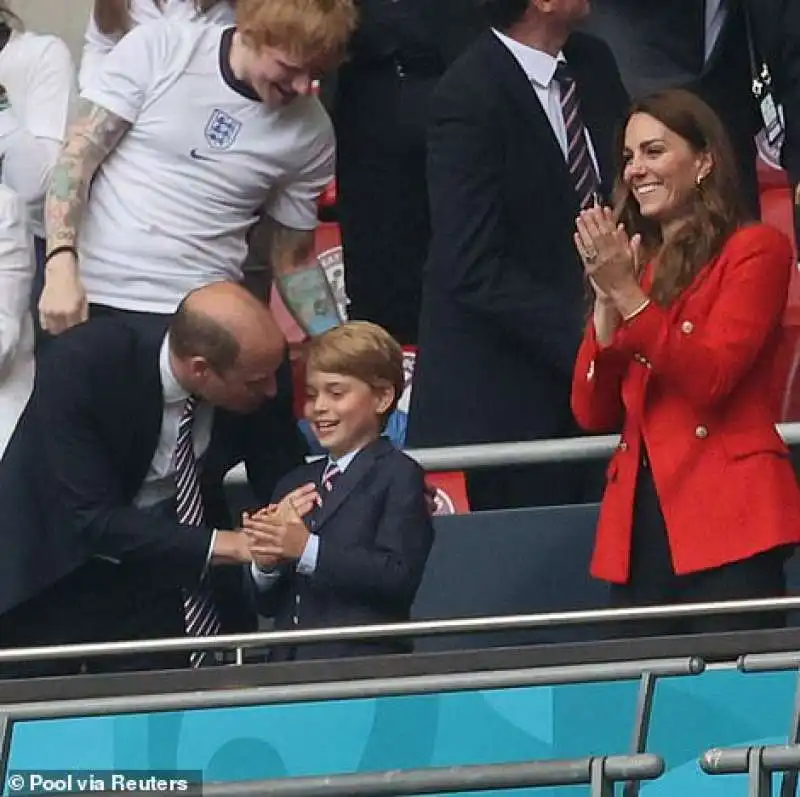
[554,61,600,210]
[174,395,221,667]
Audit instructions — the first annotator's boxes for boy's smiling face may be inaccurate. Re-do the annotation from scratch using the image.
[304,369,394,460]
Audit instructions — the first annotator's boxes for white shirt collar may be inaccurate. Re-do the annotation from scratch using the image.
[330,447,362,473]
[159,333,190,405]
[492,28,566,88]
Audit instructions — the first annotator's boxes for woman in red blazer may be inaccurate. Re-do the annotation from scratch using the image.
[571,88,800,635]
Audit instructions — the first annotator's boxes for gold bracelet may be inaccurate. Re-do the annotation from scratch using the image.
[622,298,651,322]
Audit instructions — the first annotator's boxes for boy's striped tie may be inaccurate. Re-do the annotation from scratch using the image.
[321,459,340,492]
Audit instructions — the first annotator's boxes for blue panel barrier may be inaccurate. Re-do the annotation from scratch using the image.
[3,667,798,796]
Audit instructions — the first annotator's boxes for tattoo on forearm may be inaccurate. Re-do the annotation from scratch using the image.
[278,266,343,336]
[264,218,341,335]
[45,99,131,253]
[268,221,316,275]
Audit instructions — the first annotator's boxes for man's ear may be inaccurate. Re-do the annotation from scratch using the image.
[187,355,212,381]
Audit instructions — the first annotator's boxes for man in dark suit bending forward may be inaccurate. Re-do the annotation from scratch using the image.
[0,282,306,677]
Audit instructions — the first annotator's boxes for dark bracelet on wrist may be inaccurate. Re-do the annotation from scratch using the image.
[44,245,78,266]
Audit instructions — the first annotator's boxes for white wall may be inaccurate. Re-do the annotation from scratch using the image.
[9,0,92,62]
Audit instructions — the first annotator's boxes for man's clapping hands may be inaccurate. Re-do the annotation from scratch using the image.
[243,483,321,568]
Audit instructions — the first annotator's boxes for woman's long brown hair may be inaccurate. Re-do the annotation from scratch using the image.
[93,0,235,35]
[612,89,749,305]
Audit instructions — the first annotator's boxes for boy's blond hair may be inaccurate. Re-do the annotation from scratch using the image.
[307,321,405,423]
[236,0,358,70]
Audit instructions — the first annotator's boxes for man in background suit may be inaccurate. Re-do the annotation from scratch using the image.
[0,282,306,677]
[331,0,482,344]
[582,0,762,217]
[407,0,629,510]
[747,0,800,243]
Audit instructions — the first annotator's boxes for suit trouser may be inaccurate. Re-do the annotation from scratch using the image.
[608,455,788,638]
[31,237,47,347]
[466,460,606,511]
[0,558,188,679]
[90,302,169,340]
[463,416,606,510]
[794,183,800,253]
[333,63,440,345]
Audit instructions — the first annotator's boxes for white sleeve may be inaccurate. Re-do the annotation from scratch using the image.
[80,23,161,124]
[0,37,76,229]
[18,37,76,142]
[78,11,122,93]
[1,135,60,234]
[264,110,336,231]
[0,189,32,375]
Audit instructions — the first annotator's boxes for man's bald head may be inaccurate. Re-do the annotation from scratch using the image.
[169,282,287,413]
[171,282,283,370]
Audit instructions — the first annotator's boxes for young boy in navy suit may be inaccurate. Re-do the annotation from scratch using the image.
[244,321,434,661]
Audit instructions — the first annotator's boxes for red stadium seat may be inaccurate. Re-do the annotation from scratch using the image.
[757,157,800,420]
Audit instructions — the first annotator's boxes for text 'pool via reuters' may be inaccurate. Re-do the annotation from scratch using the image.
[4,771,203,795]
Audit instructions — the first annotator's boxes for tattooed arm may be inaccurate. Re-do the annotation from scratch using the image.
[263,216,343,337]
[39,100,131,335]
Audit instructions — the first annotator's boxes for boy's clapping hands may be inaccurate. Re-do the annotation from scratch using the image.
[243,483,321,565]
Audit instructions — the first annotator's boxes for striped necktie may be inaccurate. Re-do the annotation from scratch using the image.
[554,61,600,210]
[321,459,340,493]
[174,395,221,667]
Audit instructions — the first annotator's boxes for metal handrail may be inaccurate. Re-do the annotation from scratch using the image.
[224,423,800,481]
[700,745,800,797]
[0,659,700,720]
[0,595,798,664]
[185,754,665,797]
[739,651,800,673]
[702,745,800,775]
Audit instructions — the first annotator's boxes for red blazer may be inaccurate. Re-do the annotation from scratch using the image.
[571,223,800,584]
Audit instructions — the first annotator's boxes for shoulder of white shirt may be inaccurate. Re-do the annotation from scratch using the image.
[127,0,236,25]
[0,30,73,70]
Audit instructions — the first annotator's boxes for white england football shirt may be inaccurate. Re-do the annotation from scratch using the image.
[79,21,335,313]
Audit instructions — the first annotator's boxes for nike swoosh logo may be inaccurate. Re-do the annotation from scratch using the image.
[190,148,217,162]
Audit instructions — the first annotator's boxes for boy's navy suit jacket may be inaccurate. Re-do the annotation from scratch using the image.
[253,436,434,661]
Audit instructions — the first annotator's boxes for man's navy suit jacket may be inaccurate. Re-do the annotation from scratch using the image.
[0,317,306,631]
